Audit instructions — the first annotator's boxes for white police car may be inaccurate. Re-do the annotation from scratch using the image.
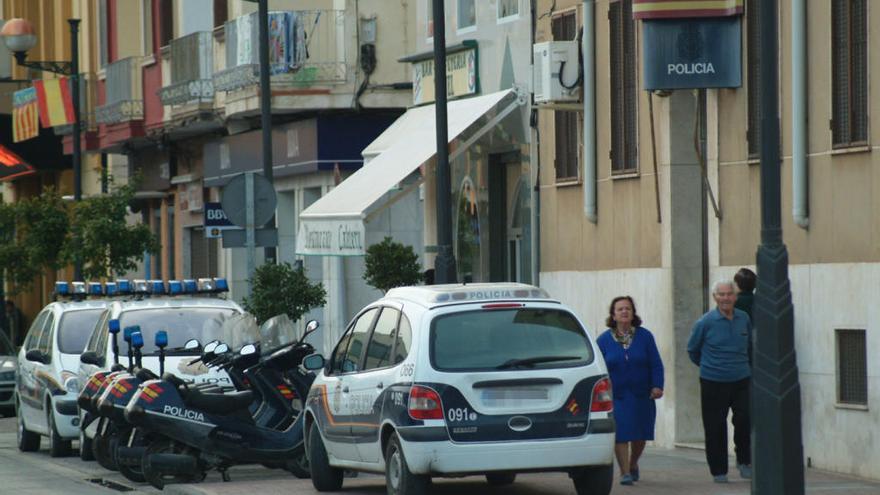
[303,283,615,495]
[76,279,242,455]
[15,282,108,456]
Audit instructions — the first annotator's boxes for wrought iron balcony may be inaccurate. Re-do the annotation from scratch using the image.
[213,10,347,93]
[159,31,214,105]
[96,57,143,124]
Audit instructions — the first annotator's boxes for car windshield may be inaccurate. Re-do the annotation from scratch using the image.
[58,309,105,354]
[119,307,239,355]
[0,331,14,355]
[430,307,593,371]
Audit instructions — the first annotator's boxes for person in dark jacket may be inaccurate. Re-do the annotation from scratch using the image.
[597,296,664,486]
[733,268,756,320]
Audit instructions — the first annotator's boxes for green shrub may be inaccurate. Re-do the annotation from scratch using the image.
[363,237,422,293]
[242,262,326,324]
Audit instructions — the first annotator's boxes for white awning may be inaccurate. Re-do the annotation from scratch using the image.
[296,88,523,256]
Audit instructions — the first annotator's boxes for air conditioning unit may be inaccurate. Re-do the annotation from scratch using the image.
[533,41,580,104]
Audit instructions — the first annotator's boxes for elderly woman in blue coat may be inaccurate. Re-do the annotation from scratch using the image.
[597,296,664,486]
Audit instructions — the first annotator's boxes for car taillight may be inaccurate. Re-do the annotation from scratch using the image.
[408,385,444,420]
[590,377,613,412]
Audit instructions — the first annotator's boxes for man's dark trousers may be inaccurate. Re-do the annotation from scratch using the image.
[700,377,751,475]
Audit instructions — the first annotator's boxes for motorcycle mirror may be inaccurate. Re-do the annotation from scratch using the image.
[155,330,168,348]
[302,353,326,371]
[184,339,200,350]
[214,343,229,354]
[204,341,219,354]
[131,331,144,349]
[108,319,121,334]
[240,344,257,356]
[305,320,320,334]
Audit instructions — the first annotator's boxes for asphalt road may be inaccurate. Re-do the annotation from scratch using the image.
[1,415,878,495]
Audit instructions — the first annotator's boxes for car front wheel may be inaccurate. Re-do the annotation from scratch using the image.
[48,407,72,457]
[572,464,613,495]
[308,422,343,491]
[16,399,40,452]
[385,432,429,495]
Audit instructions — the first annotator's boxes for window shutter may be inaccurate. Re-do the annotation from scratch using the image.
[622,0,637,171]
[746,0,762,157]
[832,0,851,146]
[851,0,868,143]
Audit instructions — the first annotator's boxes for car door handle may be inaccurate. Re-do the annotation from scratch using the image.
[342,386,349,393]
[376,382,384,389]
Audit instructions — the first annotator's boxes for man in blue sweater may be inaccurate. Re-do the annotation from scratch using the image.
[687,280,753,484]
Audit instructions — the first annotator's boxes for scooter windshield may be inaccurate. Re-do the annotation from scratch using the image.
[219,313,261,351]
[259,314,301,353]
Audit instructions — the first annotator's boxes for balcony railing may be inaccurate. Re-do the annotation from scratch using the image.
[96,57,143,124]
[159,31,214,105]
[213,10,346,93]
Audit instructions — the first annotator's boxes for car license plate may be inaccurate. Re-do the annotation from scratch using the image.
[481,388,548,403]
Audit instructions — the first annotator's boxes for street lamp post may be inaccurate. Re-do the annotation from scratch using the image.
[1,18,84,281]
[432,0,456,284]
[752,1,805,494]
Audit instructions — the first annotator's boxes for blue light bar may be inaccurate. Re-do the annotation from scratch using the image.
[108,319,121,334]
[131,331,144,348]
[155,330,168,348]
[72,282,87,295]
[150,280,166,295]
[197,278,215,292]
[183,279,197,293]
[168,280,183,295]
[88,282,103,296]
[55,281,70,295]
[116,279,132,293]
[105,282,118,296]
[213,278,229,292]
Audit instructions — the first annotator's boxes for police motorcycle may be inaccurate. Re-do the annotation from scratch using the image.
[124,318,319,489]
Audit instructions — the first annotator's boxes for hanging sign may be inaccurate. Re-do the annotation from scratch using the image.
[405,42,479,106]
[642,17,742,90]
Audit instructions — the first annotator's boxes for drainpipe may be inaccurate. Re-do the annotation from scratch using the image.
[583,1,597,223]
[792,0,809,229]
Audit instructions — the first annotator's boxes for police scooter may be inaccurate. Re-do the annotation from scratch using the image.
[77,318,126,462]
[124,320,319,489]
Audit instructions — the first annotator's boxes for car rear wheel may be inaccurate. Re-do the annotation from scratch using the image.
[385,432,429,495]
[308,422,343,491]
[572,464,613,495]
[486,472,517,486]
[48,408,72,457]
[16,400,40,452]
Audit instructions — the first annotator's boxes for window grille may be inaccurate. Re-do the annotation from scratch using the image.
[836,329,867,406]
[609,0,638,173]
[553,11,580,181]
[831,0,868,147]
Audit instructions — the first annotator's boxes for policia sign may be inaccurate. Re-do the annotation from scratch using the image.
[642,16,742,90]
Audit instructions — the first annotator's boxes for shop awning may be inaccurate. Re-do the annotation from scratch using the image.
[296,88,523,256]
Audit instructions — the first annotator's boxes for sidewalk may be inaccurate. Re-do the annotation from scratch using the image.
[164,446,880,495]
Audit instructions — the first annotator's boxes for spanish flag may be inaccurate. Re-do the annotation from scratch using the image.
[633,0,744,20]
[12,86,39,143]
[33,77,76,128]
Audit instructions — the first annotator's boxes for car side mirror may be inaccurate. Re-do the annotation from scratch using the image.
[302,353,325,371]
[80,350,104,366]
[25,349,48,364]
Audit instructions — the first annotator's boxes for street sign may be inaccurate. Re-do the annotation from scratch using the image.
[203,202,239,238]
[220,173,277,228]
[642,17,742,90]
[221,228,278,248]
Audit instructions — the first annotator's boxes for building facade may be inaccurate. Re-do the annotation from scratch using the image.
[536,0,878,480]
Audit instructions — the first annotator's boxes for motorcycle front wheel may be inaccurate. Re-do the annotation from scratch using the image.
[92,418,118,471]
[141,438,205,490]
[116,427,146,483]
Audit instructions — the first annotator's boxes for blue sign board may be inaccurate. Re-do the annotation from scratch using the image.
[204,202,236,238]
[642,17,742,90]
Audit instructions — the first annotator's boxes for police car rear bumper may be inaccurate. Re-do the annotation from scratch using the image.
[400,433,615,475]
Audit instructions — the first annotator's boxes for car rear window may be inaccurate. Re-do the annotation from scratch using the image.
[58,309,105,354]
[430,307,594,371]
[119,308,238,355]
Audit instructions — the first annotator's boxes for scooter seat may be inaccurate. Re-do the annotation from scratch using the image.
[136,368,159,381]
[184,389,254,416]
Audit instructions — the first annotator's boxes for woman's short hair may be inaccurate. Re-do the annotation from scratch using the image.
[734,268,757,293]
[605,296,643,329]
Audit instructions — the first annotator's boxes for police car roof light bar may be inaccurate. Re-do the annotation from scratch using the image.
[116,279,132,294]
[133,279,150,294]
[88,282,103,296]
[72,281,87,295]
[183,279,198,293]
[105,282,118,296]
[150,280,167,295]
[168,280,183,295]
[55,281,70,296]
[213,277,229,292]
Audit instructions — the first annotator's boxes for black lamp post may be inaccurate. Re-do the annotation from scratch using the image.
[2,18,83,282]
[432,0,456,284]
[752,1,805,494]
[243,0,276,264]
